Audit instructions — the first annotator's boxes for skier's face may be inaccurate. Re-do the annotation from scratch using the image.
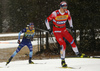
[60,6,67,13]
[62,6,67,11]
[62,6,67,9]
[29,25,34,30]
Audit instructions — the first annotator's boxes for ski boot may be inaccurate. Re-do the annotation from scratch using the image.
[77,53,89,58]
[6,57,13,65]
[61,59,67,67]
[29,57,34,64]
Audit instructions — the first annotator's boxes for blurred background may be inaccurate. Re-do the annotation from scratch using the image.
[0,0,100,61]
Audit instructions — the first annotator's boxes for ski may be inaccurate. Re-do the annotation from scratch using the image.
[66,56,100,59]
[0,66,9,68]
[59,67,75,69]
[28,62,47,65]
[58,66,81,69]
[34,62,46,64]
[89,56,100,59]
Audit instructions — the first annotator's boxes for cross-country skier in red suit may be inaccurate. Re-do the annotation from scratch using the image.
[45,1,87,67]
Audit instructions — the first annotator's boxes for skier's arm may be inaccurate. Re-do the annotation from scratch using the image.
[68,10,73,28]
[30,29,35,41]
[45,19,50,30]
[45,11,56,30]
[30,33,35,41]
[32,31,35,38]
[18,28,26,40]
[18,31,22,40]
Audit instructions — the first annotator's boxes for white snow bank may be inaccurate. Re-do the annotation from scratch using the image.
[0,58,100,71]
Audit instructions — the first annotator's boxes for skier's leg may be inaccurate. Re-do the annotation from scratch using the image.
[6,43,25,65]
[63,30,79,55]
[60,45,67,67]
[63,30,88,57]
[54,32,67,67]
[27,43,34,64]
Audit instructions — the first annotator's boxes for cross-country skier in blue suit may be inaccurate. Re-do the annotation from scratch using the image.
[6,22,35,65]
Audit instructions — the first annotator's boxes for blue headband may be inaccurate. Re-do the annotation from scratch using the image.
[60,4,67,8]
[29,23,34,26]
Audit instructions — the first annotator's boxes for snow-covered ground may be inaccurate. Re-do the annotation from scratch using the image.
[0,33,19,37]
[0,33,100,71]
[0,58,100,71]
[0,39,38,49]
[0,33,22,49]
[0,33,56,49]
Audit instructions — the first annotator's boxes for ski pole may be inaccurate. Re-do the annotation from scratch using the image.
[35,27,71,33]
[66,28,71,32]
[35,27,49,32]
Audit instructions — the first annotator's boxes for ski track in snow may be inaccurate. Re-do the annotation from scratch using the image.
[0,58,100,71]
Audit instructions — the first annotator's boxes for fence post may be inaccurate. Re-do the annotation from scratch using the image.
[46,32,49,49]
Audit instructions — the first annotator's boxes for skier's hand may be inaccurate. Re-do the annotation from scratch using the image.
[17,40,21,44]
[70,27,74,33]
[48,29,53,34]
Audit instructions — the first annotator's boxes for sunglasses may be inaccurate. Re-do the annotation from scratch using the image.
[30,25,34,28]
[62,6,67,9]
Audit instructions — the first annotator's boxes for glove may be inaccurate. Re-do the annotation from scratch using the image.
[70,27,74,33]
[17,40,21,44]
[48,29,53,34]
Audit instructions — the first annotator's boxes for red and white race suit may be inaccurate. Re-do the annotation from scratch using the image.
[45,9,78,52]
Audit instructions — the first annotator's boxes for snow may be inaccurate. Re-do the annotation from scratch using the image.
[0,33,100,71]
[0,33,21,37]
[0,39,38,49]
[0,58,100,71]
[0,33,40,49]
[0,33,56,49]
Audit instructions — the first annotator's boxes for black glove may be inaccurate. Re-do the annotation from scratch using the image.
[70,27,74,33]
[17,40,21,44]
[48,29,52,34]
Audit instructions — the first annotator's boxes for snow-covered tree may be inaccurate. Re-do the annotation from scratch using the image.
[1,0,10,33]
